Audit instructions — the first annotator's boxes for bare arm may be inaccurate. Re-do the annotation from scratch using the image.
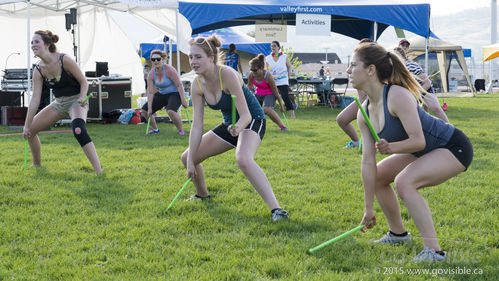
[378,85,426,154]
[146,70,156,114]
[358,105,377,227]
[186,78,205,177]
[417,72,432,91]
[165,64,188,108]
[222,66,251,134]
[286,57,292,77]
[247,72,255,91]
[24,70,44,132]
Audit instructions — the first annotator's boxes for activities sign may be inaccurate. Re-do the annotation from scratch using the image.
[296,13,331,36]
[255,24,287,42]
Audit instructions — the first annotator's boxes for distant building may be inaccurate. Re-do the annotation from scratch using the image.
[293,52,341,64]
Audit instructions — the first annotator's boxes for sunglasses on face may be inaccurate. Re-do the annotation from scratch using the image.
[250,68,259,72]
[151,57,162,62]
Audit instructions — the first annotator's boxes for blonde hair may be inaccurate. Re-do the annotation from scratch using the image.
[190,35,223,64]
[150,49,167,59]
[354,43,423,102]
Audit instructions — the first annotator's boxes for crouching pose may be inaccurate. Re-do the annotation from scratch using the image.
[24,30,102,174]
[181,35,289,221]
[347,43,473,262]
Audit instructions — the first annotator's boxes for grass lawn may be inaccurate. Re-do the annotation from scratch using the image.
[0,94,497,280]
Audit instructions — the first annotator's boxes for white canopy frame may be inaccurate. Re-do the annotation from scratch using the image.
[0,0,191,98]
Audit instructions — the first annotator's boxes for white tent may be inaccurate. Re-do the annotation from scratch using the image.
[405,36,474,94]
[0,0,192,95]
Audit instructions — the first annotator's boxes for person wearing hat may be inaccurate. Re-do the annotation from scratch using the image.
[399,39,411,52]
[396,40,449,123]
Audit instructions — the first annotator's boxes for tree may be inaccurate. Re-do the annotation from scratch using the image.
[282,46,302,76]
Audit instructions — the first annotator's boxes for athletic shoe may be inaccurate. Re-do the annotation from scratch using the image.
[271,208,289,222]
[148,129,160,134]
[374,231,411,245]
[280,126,288,131]
[187,194,211,201]
[345,141,360,148]
[178,130,186,135]
[413,247,447,262]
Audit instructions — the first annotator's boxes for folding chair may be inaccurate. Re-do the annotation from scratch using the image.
[330,78,349,108]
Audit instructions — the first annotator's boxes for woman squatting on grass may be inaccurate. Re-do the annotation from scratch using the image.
[24,30,102,174]
[347,42,473,262]
[181,35,289,222]
[247,54,287,131]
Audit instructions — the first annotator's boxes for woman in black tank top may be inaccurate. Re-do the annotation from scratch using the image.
[23,30,102,174]
[180,35,289,222]
[346,43,473,262]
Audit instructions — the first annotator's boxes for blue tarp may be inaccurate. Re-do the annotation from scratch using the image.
[179,0,432,40]
[140,27,270,59]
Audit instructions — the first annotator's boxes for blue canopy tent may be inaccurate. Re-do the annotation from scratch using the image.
[140,27,270,59]
[178,0,432,40]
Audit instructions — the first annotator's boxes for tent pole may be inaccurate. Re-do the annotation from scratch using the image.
[176,8,181,76]
[373,22,378,41]
[425,37,429,73]
[26,0,31,104]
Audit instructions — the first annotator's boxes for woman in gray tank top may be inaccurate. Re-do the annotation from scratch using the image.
[346,43,473,262]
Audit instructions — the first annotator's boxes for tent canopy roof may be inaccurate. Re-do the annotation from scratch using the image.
[179,0,431,40]
[482,43,499,61]
[140,27,270,58]
[406,36,463,53]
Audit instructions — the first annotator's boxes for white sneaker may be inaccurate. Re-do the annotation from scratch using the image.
[413,247,447,262]
[374,231,411,245]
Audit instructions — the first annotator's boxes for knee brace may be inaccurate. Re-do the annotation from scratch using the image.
[72,118,92,147]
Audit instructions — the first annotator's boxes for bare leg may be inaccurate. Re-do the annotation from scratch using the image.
[26,106,63,166]
[235,129,280,210]
[263,107,285,128]
[394,149,465,250]
[141,109,159,130]
[167,109,184,132]
[181,131,233,197]
[70,105,102,174]
[376,154,418,234]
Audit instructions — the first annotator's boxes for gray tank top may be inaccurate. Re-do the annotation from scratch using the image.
[366,84,455,157]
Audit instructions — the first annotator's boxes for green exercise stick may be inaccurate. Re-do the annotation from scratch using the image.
[81,93,93,104]
[282,112,290,129]
[184,108,191,126]
[231,95,236,126]
[146,117,151,134]
[24,140,28,170]
[166,178,192,211]
[308,224,365,254]
[353,97,380,142]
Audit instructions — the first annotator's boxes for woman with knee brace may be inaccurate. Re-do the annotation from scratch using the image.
[181,35,289,222]
[23,30,102,174]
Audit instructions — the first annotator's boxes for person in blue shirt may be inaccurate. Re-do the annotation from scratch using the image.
[181,35,289,222]
[225,43,243,75]
[347,42,473,262]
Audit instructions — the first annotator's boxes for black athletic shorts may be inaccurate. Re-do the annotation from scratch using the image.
[141,92,182,112]
[444,128,473,170]
[210,119,266,147]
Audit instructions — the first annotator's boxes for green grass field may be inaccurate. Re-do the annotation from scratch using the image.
[0,94,497,280]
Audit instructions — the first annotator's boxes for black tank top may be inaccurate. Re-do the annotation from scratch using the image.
[35,54,80,98]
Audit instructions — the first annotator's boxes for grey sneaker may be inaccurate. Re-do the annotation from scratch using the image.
[271,208,289,222]
[375,231,411,245]
[413,247,447,262]
[187,194,211,201]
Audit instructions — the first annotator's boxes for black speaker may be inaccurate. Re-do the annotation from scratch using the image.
[474,79,485,92]
[0,91,22,107]
[70,8,77,24]
[65,14,72,31]
[96,62,109,77]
